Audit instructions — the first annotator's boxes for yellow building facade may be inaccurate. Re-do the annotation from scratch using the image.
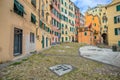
[106,0,120,46]
[36,0,52,51]
[0,0,52,63]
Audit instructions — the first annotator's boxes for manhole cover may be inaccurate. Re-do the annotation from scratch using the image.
[49,64,74,76]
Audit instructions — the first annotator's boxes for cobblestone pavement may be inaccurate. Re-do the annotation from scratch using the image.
[0,43,120,80]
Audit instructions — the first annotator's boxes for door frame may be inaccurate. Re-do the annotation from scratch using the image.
[14,28,23,56]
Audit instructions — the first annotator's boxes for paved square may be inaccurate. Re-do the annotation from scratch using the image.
[49,64,74,76]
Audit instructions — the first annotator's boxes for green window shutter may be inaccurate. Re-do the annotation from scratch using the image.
[62,8,63,12]
[114,16,117,24]
[40,20,42,28]
[115,28,118,35]
[62,24,64,27]
[14,0,25,16]
[31,13,36,24]
[62,31,64,34]
[48,28,50,32]
[66,31,67,34]
[94,36,96,39]
[116,5,120,11]
[118,41,120,47]
[84,32,87,36]
[46,26,48,31]
[31,0,36,8]
[44,24,46,30]
[66,37,67,41]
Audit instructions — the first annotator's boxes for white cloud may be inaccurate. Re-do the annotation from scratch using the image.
[71,0,112,14]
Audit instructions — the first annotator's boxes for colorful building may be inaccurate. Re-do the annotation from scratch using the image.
[36,0,52,51]
[87,5,108,44]
[78,27,93,44]
[67,0,76,42]
[0,0,38,62]
[51,0,61,45]
[78,13,101,45]
[0,0,82,63]
[80,13,85,27]
[74,6,80,42]
[60,0,76,42]
[60,0,69,42]
[106,0,120,46]
[0,0,53,63]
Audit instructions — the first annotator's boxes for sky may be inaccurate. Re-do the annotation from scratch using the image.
[71,0,112,14]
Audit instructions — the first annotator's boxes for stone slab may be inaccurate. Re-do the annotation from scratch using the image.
[49,64,74,76]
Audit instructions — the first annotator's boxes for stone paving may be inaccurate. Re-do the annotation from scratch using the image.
[79,46,120,67]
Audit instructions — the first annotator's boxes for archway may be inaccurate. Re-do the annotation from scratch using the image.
[102,33,108,45]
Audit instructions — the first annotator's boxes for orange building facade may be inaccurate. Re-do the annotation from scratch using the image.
[78,13,101,45]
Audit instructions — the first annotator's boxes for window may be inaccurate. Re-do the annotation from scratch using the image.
[66,37,68,41]
[94,23,96,26]
[115,28,120,35]
[118,41,120,47]
[65,2,67,6]
[116,5,120,11]
[114,16,120,24]
[61,8,64,12]
[84,32,87,36]
[46,15,48,22]
[65,31,68,34]
[31,0,36,8]
[65,9,67,14]
[94,36,96,39]
[31,13,36,24]
[30,32,35,43]
[42,9,44,17]
[39,20,43,28]
[61,0,63,4]
[102,16,107,23]
[62,31,64,34]
[104,25,107,28]
[44,24,46,30]
[14,0,25,17]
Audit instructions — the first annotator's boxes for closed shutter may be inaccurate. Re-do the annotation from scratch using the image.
[40,20,43,28]
[115,28,118,35]
[31,0,36,7]
[116,5,120,11]
[114,17,117,24]
[31,13,36,24]
[14,0,25,16]
[118,41,120,47]
[44,24,46,30]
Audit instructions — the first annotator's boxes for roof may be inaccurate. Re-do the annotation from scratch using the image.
[106,0,120,7]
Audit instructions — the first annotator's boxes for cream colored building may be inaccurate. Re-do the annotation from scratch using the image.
[60,0,75,42]
[60,0,69,42]
[36,0,52,51]
[87,4,108,44]
[67,0,76,42]
[0,0,52,63]
[106,0,120,46]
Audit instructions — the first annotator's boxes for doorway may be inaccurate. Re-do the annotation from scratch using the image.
[102,33,108,45]
[62,37,64,42]
[42,36,44,48]
[14,28,22,56]
[46,37,48,47]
